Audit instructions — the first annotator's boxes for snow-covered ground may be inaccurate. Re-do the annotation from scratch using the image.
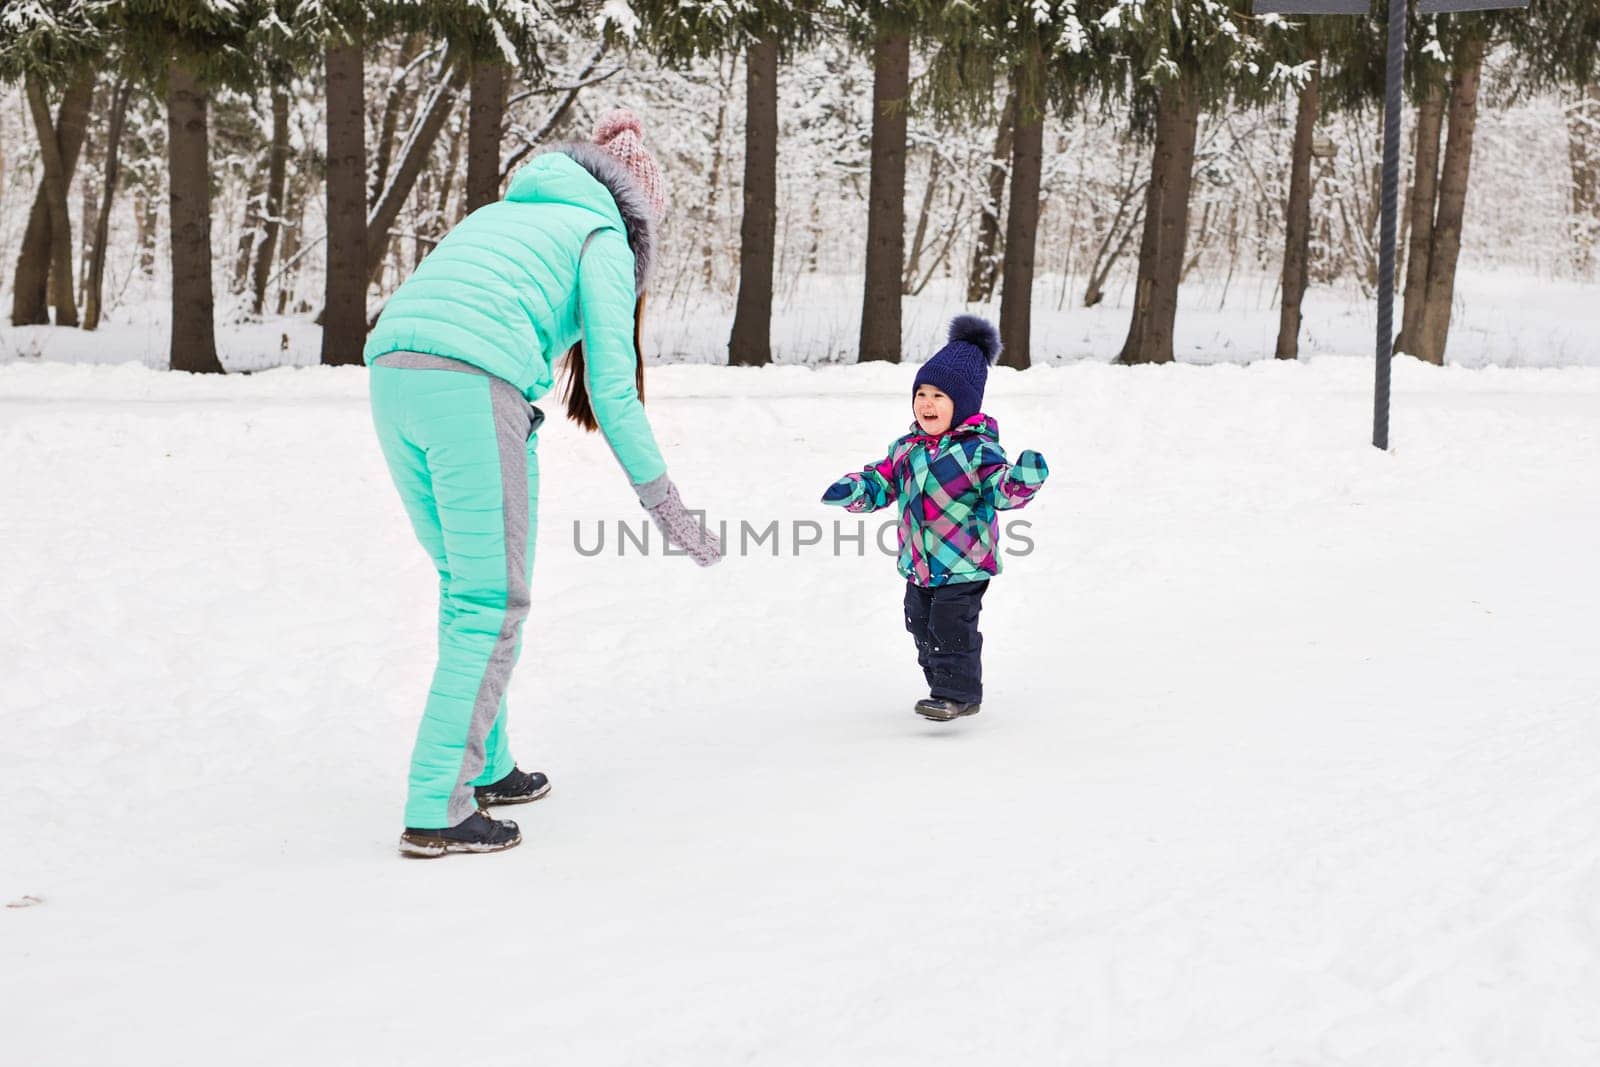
[3,353,1599,1064]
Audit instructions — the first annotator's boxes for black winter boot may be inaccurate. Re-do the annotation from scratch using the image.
[914,697,982,722]
[400,811,522,858]
[474,767,551,807]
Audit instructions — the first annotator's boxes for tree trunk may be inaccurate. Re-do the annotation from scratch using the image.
[12,71,93,326]
[367,59,468,283]
[967,90,1016,304]
[906,187,967,297]
[1083,152,1145,307]
[84,77,133,331]
[1275,57,1320,360]
[998,51,1045,371]
[858,31,910,364]
[903,153,943,292]
[276,171,307,316]
[166,60,223,373]
[135,188,159,276]
[497,42,609,182]
[429,116,466,251]
[1567,82,1600,275]
[324,36,369,366]
[729,37,779,367]
[1117,73,1202,366]
[1181,200,1216,284]
[77,115,98,301]
[1396,82,1445,357]
[232,163,266,294]
[700,56,732,288]
[250,82,291,317]
[373,34,424,204]
[1082,199,1143,308]
[466,61,506,213]
[23,74,81,327]
[1417,36,1486,367]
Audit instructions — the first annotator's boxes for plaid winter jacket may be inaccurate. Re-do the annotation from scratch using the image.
[822,414,1048,587]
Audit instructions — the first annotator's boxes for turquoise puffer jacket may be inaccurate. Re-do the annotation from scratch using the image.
[365,144,665,487]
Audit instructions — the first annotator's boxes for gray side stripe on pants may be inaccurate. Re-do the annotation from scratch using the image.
[444,372,536,825]
[372,350,487,375]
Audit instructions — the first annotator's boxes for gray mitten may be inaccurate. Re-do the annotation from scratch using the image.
[637,477,723,567]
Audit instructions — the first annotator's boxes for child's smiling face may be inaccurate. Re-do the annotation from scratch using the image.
[914,385,954,435]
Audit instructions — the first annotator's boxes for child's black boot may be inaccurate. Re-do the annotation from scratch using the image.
[915,697,982,722]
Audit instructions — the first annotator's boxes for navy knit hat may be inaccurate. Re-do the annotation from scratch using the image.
[912,315,1002,428]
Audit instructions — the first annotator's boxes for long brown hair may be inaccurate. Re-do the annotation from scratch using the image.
[560,294,647,431]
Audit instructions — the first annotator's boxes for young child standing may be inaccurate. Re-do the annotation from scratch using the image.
[822,315,1049,722]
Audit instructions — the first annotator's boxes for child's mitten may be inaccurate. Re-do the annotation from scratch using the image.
[1011,450,1049,487]
[821,477,866,508]
[984,448,1049,509]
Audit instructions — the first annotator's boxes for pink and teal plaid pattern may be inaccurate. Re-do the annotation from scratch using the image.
[822,414,1048,587]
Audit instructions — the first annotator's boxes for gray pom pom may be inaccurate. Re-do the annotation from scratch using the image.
[949,314,1001,365]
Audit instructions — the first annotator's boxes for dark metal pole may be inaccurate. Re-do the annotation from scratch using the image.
[1261,0,1523,448]
[1373,0,1406,450]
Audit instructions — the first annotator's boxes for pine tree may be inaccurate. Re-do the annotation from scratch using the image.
[252,1,376,365]
[967,90,1015,304]
[1255,12,1376,360]
[234,2,301,319]
[83,73,135,331]
[844,2,921,364]
[115,0,261,373]
[314,2,369,366]
[0,1,109,328]
[1414,24,1485,367]
[1506,1,1600,274]
[395,2,553,217]
[1104,1,1288,366]
[846,1,981,362]
[360,3,563,290]
[926,2,1104,368]
[633,1,826,367]
[1395,0,1600,361]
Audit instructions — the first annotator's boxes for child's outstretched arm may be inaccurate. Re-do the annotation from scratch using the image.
[975,441,1049,510]
[821,449,899,513]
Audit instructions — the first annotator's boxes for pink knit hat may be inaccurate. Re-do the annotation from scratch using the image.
[592,108,667,222]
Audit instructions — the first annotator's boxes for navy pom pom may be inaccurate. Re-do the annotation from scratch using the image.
[948,314,1001,365]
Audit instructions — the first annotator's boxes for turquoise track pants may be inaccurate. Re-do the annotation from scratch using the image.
[369,352,541,829]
